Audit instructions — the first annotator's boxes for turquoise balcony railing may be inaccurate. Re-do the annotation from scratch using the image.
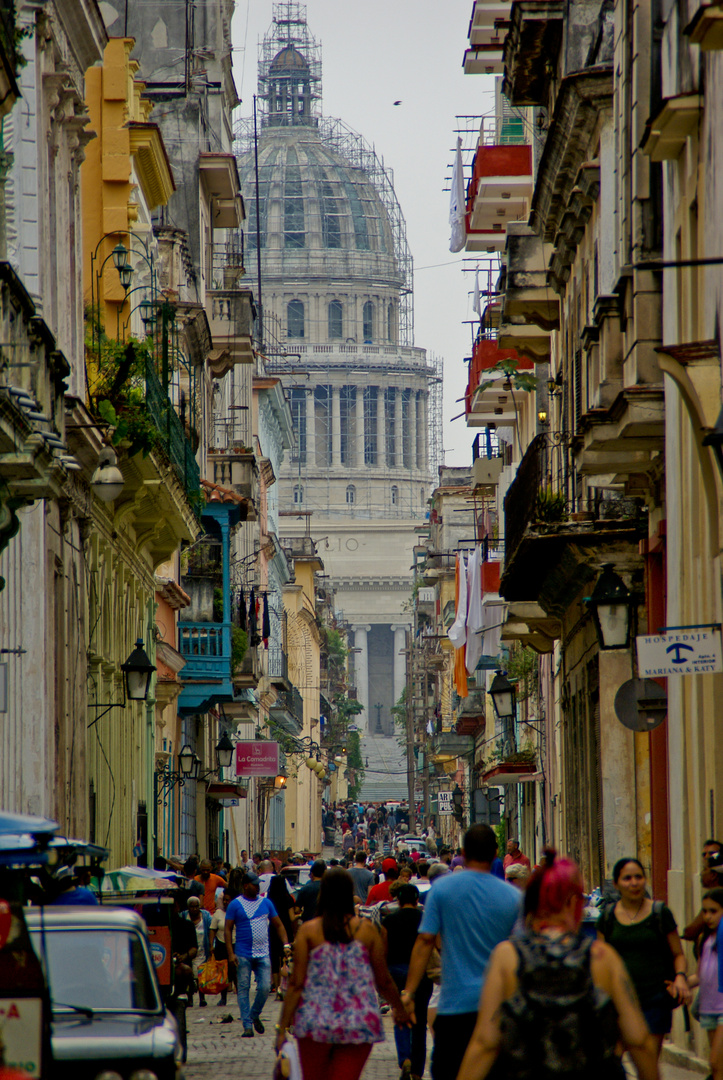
[177,621,234,714]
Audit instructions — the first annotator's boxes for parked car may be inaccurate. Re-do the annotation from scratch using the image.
[26,906,181,1080]
[395,836,429,855]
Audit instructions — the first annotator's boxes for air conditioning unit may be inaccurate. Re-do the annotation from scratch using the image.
[472,457,503,487]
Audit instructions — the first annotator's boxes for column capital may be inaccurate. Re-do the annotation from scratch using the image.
[351,624,372,634]
[390,624,411,634]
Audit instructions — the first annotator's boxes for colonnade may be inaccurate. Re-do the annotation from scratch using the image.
[302,385,428,470]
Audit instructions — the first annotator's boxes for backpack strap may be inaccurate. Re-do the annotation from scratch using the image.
[597,901,617,940]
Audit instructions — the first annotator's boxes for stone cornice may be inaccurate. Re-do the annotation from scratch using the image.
[128,122,176,211]
[529,67,613,243]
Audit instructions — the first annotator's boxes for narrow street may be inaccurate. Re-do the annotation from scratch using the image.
[183,995,707,1080]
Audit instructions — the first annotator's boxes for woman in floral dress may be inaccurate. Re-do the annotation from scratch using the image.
[275,867,409,1080]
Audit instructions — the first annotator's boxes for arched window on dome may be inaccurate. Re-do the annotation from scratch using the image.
[293,485,303,505]
[387,302,395,343]
[287,300,305,338]
[328,300,343,339]
[391,485,398,506]
[346,484,355,505]
[421,488,426,507]
[363,301,374,343]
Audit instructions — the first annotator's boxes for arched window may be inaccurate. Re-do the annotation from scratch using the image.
[421,488,426,506]
[391,485,398,505]
[287,299,304,338]
[293,485,303,504]
[328,300,343,339]
[363,301,374,343]
[387,302,394,342]
[346,484,355,505]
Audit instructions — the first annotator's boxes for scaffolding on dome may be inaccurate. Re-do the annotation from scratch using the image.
[257,2,323,124]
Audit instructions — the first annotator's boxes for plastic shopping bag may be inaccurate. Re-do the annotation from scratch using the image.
[197,957,228,995]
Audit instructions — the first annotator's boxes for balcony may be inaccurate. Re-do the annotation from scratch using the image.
[501,223,559,330]
[199,153,243,228]
[465,336,533,426]
[207,288,256,376]
[480,748,539,785]
[430,731,473,758]
[209,447,258,504]
[466,142,532,251]
[234,647,263,690]
[269,686,304,737]
[177,621,233,714]
[267,645,290,689]
[143,358,201,498]
[500,434,648,614]
[502,1,565,107]
[456,690,487,736]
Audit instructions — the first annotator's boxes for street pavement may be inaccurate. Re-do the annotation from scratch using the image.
[183,994,709,1080]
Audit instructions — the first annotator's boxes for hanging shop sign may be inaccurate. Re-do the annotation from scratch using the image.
[636,625,723,677]
[438,791,454,815]
[235,741,279,777]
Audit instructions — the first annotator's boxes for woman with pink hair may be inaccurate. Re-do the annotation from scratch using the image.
[456,849,659,1080]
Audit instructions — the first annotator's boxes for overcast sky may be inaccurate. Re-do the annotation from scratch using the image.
[231,1,495,467]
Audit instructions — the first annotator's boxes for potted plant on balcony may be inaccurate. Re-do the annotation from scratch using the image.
[535,486,567,524]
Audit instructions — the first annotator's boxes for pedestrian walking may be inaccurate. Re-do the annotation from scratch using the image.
[456,848,659,1080]
[275,866,408,1080]
[296,859,326,922]
[349,849,375,902]
[224,871,291,1037]
[209,888,235,1006]
[183,895,212,1007]
[688,886,723,1080]
[268,871,298,998]
[194,858,227,913]
[383,884,433,1080]
[597,857,691,1057]
[402,824,520,1080]
[502,838,531,872]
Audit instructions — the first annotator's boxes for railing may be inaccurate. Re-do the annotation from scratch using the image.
[183,538,222,579]
[503,433,547,563]
[210,235,245,288]
[178,622,232,678]
[267,646,289,684]
[145,359,200,497]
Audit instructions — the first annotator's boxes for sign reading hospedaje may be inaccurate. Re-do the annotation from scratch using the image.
[235,740,279,777]
[636,628,723,677]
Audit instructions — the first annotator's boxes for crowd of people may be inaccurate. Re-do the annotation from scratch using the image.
[167,825,723,1080]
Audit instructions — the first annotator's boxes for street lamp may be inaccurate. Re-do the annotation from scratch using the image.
[216,731,234,770]
[111,242,129,271]
[488,670,516,720]
[90,447,125,502]
[178,744,197,778]
[585,563,632,649]
[121,639,155,701]
[139,298,156,333]
[452,783,464,822]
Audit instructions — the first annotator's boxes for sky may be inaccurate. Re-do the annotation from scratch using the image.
[231,1,495,467]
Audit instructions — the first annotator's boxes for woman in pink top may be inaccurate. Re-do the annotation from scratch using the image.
[690,888,723,1080]
[275,867,408,1080]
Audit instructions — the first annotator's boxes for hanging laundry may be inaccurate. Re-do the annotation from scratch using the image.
[448,552,468,698]
[238,586,247,631]
[465,546,483,676]
[262,593,271,647]
[249,587,261,647]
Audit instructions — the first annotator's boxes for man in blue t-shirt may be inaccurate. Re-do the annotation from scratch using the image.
[225,872,289,1036]
[401,824,520,1080]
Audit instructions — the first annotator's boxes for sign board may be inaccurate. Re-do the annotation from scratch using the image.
[636,629,723,677]
[146,925,172,987]
[418,588,436,603]
[438,791,454,815]
[0,998,43,1077]
[235,741,279,777]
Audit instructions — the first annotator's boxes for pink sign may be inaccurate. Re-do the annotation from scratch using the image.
[235,741,279,777]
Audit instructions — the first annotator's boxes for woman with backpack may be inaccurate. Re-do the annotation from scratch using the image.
[456,849,659,1080]
[597,858,691,1056]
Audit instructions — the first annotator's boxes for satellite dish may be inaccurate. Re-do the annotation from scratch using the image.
[614,678,667,731]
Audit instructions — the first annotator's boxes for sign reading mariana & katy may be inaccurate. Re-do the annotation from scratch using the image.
[636,628,723,677]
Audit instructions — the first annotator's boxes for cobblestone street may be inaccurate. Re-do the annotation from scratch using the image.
[183,995,707,1080]
[184,994,410,1080]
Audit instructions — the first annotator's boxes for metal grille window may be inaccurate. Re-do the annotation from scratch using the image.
[363,301,374,343]
[385,387,396,464]
[387,302,394,342]
[315,385,332,465]
[293,485,303,504]
[340,386,355,465]
[321,181,341,248]
[401,388,412,467]
[290,387,306,462]
[363,386,377,465]
[391,485,398,504]
[328,299,343,338]
[341,169,370,250]
[346,484,355,504]
[284,149,305,248]
[287,299,305,338]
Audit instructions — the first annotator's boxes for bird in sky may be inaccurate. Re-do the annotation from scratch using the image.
[393,100,402,106]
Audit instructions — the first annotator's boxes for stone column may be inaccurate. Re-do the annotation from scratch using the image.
[356,385,366,467]
[352,625,371,735]
[376,386,386,468]
[331,385,341,467]
[305,388,316,468]
[390,624,409,713]
[387,387,396,468]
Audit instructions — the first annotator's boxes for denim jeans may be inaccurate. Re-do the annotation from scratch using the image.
[235,955,271,1029]
[389,964,433,1077]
